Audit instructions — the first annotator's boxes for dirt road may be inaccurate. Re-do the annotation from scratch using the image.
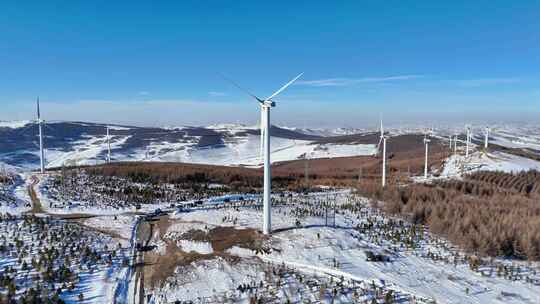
[132,217,154,304]
[27,175,45,214]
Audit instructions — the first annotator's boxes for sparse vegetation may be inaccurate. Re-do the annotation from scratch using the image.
[0,214,127,302]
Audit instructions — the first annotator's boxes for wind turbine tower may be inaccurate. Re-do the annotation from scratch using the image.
[37,97,45,174]
[225,73,303,235]
[484,126,490,149]
[259,109,267,163]
[465,126,471,157]
[453,134,458,155]
[377,119,388,187]
[106,126,111,163]
[424,132,431,179]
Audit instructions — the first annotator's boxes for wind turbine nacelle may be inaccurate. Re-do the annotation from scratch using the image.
[263,100,276,107]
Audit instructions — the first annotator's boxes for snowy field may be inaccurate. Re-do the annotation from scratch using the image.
[143,194,540,304]
[3,121,540,172]
[439,151,540,179]
[41,134,377,168]
[34,172,183,215]
[0,215,130,303]
[0,171,31,215]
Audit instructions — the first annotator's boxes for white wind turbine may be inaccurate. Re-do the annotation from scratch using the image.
[106,126,111,163]
[36,97,45,174]
[484,126,490,149]
[423,130,431,179]
[377,118,388,187]
[225,73,303,235]
[465,126,471,157]
[453,134,458,155]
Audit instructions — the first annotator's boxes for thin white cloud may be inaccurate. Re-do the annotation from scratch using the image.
[208,91,227,97]
[296,75,423,87]
[455,78,521,87]
[138,91,150,96]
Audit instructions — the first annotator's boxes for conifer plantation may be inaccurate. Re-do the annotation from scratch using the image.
[356,170,540,260]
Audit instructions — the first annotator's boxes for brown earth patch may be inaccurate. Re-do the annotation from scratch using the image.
[143,217,267,289]
[144,240,215,289]
[180,226,266,253]
[209,226,265,253]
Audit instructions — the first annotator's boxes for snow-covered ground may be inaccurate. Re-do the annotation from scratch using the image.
[0,172,31,214]
[2,121,381,170]
[0,215,130,304]
[82,214,137,242]
[439,151,540,179]
[34,173,173,215]
[177,240,214,255]
[46,134,132,168]
[487,127,540,151]
[0,120,31,129]
[3,121,540,171]
[115,134,376,167]
[148,194,540,304]
[18,134,377,169]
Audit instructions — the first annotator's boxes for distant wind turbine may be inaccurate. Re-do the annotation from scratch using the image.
[424,131,431,179]
[465,126,471,157]
[484,126,490,149]
[453,134,458,155]
[36,97,45,174]
[224,72,303,235]
[377,118,388,187]
[106,126,111,163]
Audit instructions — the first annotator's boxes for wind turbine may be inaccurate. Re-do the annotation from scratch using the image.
[465,126,471,157]
[453,134,458,155]
[224,73,303,235]
[484,126,490,149]
[424,131,431,179]
[106,126,111,163]
[377,118,388,187]
[37,97,45,174]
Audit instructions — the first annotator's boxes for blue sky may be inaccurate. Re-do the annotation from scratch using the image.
[0,1,539,127]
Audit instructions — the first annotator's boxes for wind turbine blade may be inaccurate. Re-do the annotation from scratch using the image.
[221,74,264,103]
[377,137,383,150]
[36,97,40,119]
[264,73,303,102]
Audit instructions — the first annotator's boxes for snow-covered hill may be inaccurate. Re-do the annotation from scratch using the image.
[2,121,539,172]
[0,121,378,169]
